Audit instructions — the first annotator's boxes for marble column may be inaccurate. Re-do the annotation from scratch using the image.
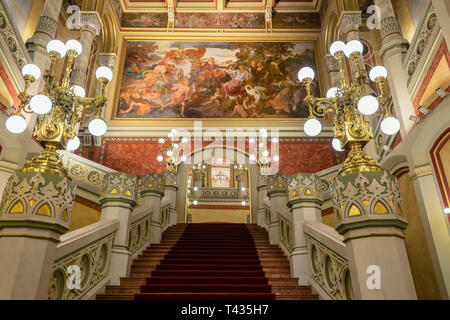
[0,171,76,299]
[333,170,417,299]
[431,0,450,50]
[71,12,102,92]
[139,173,165,244]
[287,174,323,285]
[266,174,288,245]
[375,0,414,136]
[164,171,178,227]
[100,172,138,285]
[256,174,268,229]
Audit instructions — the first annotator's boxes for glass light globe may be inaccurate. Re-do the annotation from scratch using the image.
[262,150,269,157]
[171,129,177,134]
[330,41,346,56]
[22,64,41,80]
[30,94,52,114]
[381,116,400,135]
[95,66,113,82]
[167,150,174,157]
[173,143,179,149]
[298,67,315,82]
[194,187,199,191]
[88,118,107,136]
[326,87,338,98]
[273,155,279,162]
[193,200,198,205]
[182,137,188,143]
[345,40,364,58]
[249,138,255,144]
[6,115,26,134]
[241,187,246,192]
[272,137,279,143]
[332,138,343,152]
[181,155,187,162]
[304,118,322,137]
[202,165,206,169]
[260,128,267,134]
[168,132,174,138]
[259,142,263,148]
[157,155,163,162]
[358,95,379,115]
[70,85,85,98]
[47,40,67,57]
[66,136,80,151]
[369,66,388,82]
[249,154,256,161]
[159,138,165,144]
[242,201,246,206]
[65,39,82,56]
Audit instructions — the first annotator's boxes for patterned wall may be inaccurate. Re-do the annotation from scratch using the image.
[97,137,344,177]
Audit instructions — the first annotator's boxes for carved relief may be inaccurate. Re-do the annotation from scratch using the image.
[287,173,322,202]
[100,172,138,204]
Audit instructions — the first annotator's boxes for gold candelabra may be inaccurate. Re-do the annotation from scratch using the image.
[158,129,188,173]
[6,39,113,177]
[250,129,279,175]
[298,40,400,177]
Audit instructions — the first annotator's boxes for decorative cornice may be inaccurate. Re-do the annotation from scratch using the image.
[139,173,165,197]
[100,172,138,205]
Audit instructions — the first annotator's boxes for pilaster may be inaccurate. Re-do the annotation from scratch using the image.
[256,174,268,228]
[139,173,165,244]
[266,174,288,245]
[165,171,178,227]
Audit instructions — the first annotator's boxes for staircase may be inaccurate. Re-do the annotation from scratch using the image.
[97,223,318,300]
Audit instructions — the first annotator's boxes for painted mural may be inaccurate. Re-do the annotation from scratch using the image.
[117,41,320,119]
[272,13,321,29]
[122,13,167,28]
[174,13,265,29]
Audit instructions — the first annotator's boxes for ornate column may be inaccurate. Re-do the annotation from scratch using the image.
[100,172,137,285]
[266,174,288,245]
[287,173,323,285]
[71,12,102,91]
[139,173,165,244]
[256,174,268,228]
[0,171,76,299]
[333,170,417,299]
[431,0,450,49]
[164,171,178,227]
[375,0,414,136]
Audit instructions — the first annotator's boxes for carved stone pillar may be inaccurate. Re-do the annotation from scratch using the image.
[256,174,268,228]
[375,0,413,136]
[100,172,137,285]
[71,12,102,90]
[266,174,288,245]
[287,173,323,285]
[332,170,417,299]
[139,173,165,244]
[0,172,76,299]
[164,171,178,227]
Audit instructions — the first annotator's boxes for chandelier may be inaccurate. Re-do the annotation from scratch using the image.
[5,39,113,177]
[298,40,400,177]
[249,128,279,175]
[157,129,188,172]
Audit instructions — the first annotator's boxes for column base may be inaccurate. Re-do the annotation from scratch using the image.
[290,246,310,286]
[150,223,162,244]
[108,246,132,286]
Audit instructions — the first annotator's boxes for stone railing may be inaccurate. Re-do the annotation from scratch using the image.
[404,1,439,87]
[129,205,152,258]
[303,221,353,300]
[278,208,294,253]
[160,199,171,232]
[196,187,248,202]
[48,219,119,300]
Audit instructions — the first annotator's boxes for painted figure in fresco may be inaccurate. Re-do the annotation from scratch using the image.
[222,63,251,99]
[163,78,192,117]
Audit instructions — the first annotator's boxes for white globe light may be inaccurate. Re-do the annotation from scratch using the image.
[260,128,267,134]
[173,143,179,149]
[157,155,163,162]
[330,41,346,56]
[261,132,268,138]
[241,187,246,192]
[298,67,315,82]
[369,66,388,82]
[182,137,188,143]
[194,187,199,191]
[22,64,41,80]
[70,85,85,98]
[168,132,174,138]
[326,87,338,98]
[6,115,26,134]
[66,136,80,151]
[249,138,255,144]
[171,129,177,134]
[193,200,198,205]
[262,150,269,157]
[273,155,279,162]
[65,39,82,56]
[381,116,400,135]
[46,40,66,57]
[304,118,322,137]
[242,201,246,206]
[249,154,256,161]
[272,137,279,143]
[95,66,113,82]
[358,95,379,115]
[30,94,52,114]
[332,138,344,152]
[181,155,187,162]
[345,40,364,58]
[167,150,174,157]
[88,118,107,136]
[159,138,165,144]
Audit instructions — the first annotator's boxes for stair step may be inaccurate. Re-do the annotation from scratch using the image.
[134,293,276,300]
[140,284,272,293]
[147,276,268,285]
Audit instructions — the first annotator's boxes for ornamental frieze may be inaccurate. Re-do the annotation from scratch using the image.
[287,173,322,203]
[139,173,165,197]
[266,174,288,197]
[100,172,138,204]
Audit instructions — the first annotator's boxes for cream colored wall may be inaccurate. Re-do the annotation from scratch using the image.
[189,208,250,223]
[398,172,441,299]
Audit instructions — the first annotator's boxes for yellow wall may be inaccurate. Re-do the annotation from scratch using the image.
[322,212,336,229]
[398,172,441,299]
[68,198,101,231]
[189,207,250,223]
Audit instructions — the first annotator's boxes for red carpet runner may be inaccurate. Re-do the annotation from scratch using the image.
[97,223,318,300]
